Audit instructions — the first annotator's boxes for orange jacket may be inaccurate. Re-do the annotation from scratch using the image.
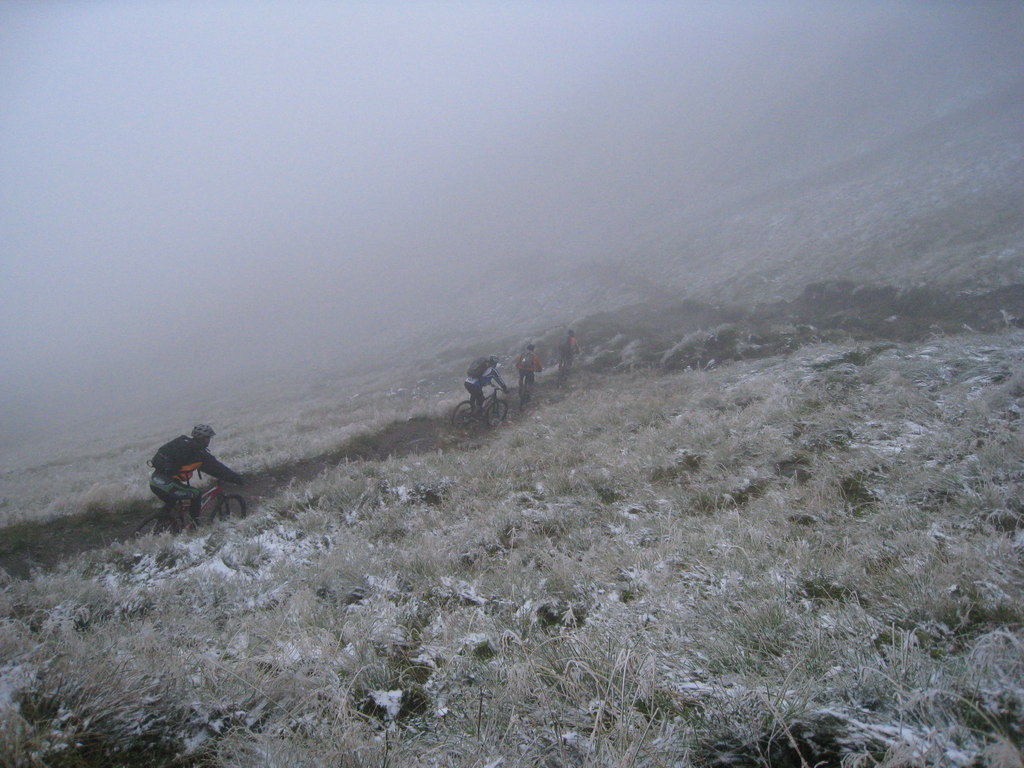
[516,352,543,372]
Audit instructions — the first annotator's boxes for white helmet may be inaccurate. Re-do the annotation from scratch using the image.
[192,424,216,439]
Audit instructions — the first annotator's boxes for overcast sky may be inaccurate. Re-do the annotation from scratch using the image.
[3,1,1023,442]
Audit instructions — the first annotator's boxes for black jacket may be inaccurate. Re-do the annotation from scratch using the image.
[150,435,243,485]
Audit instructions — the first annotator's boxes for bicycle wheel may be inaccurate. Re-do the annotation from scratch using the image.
[135,514,177,536]
[451,401,475,427]
[214,494,248,520]
[484,399,508,427]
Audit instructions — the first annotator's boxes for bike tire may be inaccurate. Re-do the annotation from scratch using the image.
[135,514,176,537]
[485,399,508,426]
[215,494,248,520]
[451,401,475,427]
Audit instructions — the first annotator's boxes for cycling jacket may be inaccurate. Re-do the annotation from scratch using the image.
[465,366,508,391]
[150,435,243,485]
[516,352,543,372]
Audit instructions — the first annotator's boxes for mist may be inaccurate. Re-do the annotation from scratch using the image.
[3,1,1023,449]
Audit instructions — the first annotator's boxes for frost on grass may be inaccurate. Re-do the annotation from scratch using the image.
[2,331,1024,766]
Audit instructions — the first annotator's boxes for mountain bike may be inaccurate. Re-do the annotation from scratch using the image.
[518,381,533,408]
[451,388,509,429]
[135,480,247,536]
[517,373,537,408]
[556,353,575,387]
[557,341,578,373]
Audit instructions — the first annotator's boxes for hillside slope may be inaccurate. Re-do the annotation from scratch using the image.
[2,324,1022,766]
[4,277,1023,560]
[2,72,1023,768]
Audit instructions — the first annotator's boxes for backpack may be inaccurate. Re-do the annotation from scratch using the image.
[467,357,489,378]
[517,352,533,370]
[149,435,192,475]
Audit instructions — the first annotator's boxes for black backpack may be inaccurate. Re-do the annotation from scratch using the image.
[149,435,193,475]
[467,357,489,378]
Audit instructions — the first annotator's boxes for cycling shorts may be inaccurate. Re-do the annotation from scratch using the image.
[149,473,201,509]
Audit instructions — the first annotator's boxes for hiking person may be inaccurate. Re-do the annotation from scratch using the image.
[558,329,580,370]
[464,355,508,415]
[149,424,245,525]
[515,343,543,402]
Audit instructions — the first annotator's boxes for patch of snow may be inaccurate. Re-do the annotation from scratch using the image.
[440,577,487,605]
[183,730,211,753]
[195,557,237,578]
[370,689,403,719]
[838,713,976,767]
[0,663,36,712]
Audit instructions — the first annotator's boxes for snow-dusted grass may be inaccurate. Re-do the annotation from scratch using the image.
[0,356,455,526]
[2,332,1024,766]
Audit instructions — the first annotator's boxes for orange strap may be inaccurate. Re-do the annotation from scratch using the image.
[174,461,203,483]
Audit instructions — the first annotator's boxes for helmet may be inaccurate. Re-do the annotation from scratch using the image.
[192,424,216,439]
[487,355,499,365]
[567,329,575,336]
[526,344,535,351]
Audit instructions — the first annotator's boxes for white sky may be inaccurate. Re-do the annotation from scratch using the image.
[2,1,1023,441]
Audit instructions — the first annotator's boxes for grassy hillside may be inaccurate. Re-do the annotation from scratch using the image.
[2,325,1022,766]
[2,77,1022,762]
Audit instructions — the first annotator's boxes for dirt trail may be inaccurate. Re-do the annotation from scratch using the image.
[0,413,502,580]
[7,280,1017,581]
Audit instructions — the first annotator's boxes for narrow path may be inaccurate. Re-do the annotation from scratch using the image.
[0,407,542,580]
[12,277,1003,581]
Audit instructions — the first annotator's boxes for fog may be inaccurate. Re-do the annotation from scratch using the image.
[2,1,1023,448]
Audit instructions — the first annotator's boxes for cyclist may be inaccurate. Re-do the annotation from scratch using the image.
[464,355,508,415]
[515,344,543,400]
[149,424,245,526]
[558,330,580,370]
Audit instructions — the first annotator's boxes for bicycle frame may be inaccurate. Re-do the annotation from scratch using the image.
[172,481,228,527]
[137,480,246,537]
[451,386,508,428]
[197,481,225,517]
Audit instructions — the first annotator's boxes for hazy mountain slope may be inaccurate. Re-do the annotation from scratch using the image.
[693,80,1024,300]
[440,80,1024,340]
[3,78,1018,468]
[5,273,1022,535]
[3,54,1024,768]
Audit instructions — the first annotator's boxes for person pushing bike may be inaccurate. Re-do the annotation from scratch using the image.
[558,330,580,370]
[515,344,543,402]
[465,355,508,415]
[149,424,245,526]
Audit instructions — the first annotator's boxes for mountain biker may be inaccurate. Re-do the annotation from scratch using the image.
[149,424,245,524]
[515,344,543,397]
[465,355,508,414]
[558,330,580,370]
